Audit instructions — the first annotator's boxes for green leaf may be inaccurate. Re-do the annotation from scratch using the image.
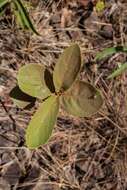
[107,62,127,79]
[0,0,8,9]
[61,81,103,117]
[0,0,8,16]
[44,69,55,93]
[0,5,7,17]
[12,1,26,28]
[96,0,105,12]
[13,0,39,34]
[26,95,59,149]
[17,64,51,99]
[53,44,81,92]
[95,46,127,61]
[10,86,36,109]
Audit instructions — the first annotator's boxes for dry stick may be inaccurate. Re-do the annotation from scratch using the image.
[0,99,16,130]
[0,133,17,144]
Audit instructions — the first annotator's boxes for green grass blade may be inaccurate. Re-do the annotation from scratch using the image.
[95,46,127,61]
[13,0,39,34]
[107,62,127,79]
[0,0,8,9]
[11,1,26,28]
[123,47,127,52]
[0,5,6,16]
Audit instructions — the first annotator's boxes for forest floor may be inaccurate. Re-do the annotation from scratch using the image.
[0,0,127,189]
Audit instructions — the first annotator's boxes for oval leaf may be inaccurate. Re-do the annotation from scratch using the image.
[17,64,51,99]
[26,95,59,149]
[13,0,39,35]
[10,86,36,109]
[53,44,81,92]
[61,81,103,117]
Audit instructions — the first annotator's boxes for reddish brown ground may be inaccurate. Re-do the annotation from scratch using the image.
[0,0,127,189]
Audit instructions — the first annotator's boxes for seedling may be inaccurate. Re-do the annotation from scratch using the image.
[95,0,105,12]
[0,0,38,34]
[10,44,103,149]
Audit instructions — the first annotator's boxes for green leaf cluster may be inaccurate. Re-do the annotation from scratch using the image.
[0,0,38,34]
[10,44,103,149]
[95,46,127,79]
[95,0,105,12]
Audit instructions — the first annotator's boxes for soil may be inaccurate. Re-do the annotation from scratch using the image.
[0,0,127,189]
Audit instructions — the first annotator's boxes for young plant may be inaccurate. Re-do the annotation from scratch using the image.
[0,0,38,34]
[95,0,105,12]
[95,46,127,79]
[10,44,103,149]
